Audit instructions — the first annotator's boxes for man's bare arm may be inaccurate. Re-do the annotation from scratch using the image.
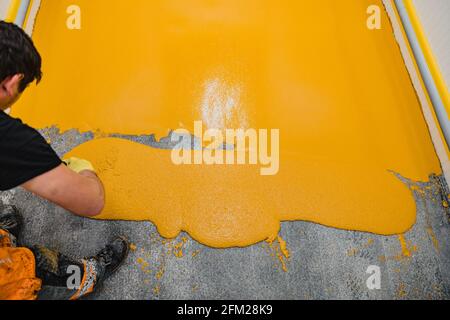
[21,164,105,217]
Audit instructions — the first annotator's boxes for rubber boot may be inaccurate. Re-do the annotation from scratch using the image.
[69,237,129,300]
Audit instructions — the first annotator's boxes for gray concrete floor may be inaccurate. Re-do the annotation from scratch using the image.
[1,127,449,300]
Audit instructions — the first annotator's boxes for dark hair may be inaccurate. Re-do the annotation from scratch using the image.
[0,20,42,92]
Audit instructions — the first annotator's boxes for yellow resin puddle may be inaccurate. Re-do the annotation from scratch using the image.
[68,137,423,248]
[13,0,442,247]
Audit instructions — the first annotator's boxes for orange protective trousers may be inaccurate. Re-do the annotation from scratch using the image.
[0,229,41,300]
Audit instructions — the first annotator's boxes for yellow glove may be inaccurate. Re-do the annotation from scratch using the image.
[63,157,96,174]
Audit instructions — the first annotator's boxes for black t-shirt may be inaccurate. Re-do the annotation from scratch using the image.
[0,110,62,191]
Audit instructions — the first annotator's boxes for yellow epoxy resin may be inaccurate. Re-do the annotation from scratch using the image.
[14,0,441,247]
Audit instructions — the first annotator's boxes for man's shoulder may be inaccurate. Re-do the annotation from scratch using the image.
[1,111,20,134]
[0,111,25,127]
[0,112,42,145]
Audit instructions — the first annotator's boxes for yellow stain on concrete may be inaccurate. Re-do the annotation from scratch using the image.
[398,234,417,258]
[164,237,189,258]
[347,248,358,257]
[262,237,290,272]
[13,0,442,247]
[397,282,407,298]
[347,238,374,257]
[136,257,150,273]
[425,227,440,252]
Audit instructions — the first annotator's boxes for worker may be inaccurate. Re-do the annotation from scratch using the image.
[0,20,128,299]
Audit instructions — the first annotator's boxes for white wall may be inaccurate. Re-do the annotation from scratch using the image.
[413,0,450,90]
[0,0,12,20]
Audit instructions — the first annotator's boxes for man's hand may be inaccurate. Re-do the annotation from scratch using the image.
[63,157,95,174]
[21,158,105,217]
